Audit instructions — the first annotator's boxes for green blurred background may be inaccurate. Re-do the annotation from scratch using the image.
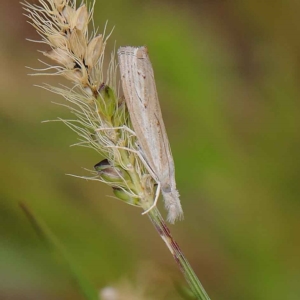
[1,0,300,299]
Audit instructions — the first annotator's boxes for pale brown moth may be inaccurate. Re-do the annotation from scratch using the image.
[117,46,183,223]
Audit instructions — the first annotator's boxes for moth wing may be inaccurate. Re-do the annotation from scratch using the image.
[118,46,174,185]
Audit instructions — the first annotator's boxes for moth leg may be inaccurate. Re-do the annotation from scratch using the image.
[141,181,161,215]
[106,141,162,215]
[105,144,139,154]
[95,125,136,136]
[106,144,162,214]
[105,145,158,180]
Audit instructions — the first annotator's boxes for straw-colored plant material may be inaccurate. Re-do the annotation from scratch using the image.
[22,0,158,217]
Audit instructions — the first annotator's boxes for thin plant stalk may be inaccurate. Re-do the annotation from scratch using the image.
[147,206,211,300]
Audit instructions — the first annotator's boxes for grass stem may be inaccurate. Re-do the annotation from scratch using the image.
[147,207,211,300]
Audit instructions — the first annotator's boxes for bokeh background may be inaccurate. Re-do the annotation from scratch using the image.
[1,0,300,299]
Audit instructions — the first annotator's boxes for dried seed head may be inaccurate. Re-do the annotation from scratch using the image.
[85,34,103,68]
[72,5,89,31]
[23,0,158,221]
[62,68,85,83]
[69,29,87,59]
[48,33,69,49]
[43,48,75,69]
[22,0,111,91]
[62,5,75,25]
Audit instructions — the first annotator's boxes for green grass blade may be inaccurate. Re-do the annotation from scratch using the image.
[19,202,99,300]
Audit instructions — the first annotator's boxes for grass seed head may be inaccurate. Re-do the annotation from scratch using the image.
[22,0,157,213]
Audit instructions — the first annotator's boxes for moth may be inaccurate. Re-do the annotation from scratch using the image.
[117,46,183,223]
